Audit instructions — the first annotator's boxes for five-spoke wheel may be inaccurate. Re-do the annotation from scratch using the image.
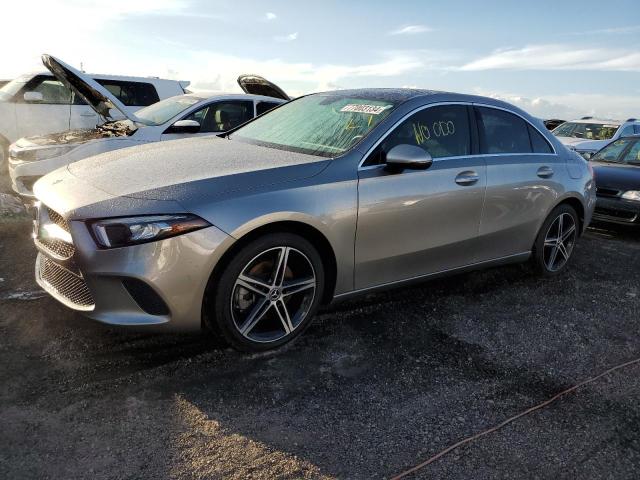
[207,233,324,351]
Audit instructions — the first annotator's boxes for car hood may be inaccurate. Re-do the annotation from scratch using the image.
[592,161,640,191]
[556,136,606,151]
[42,54,138,123]
[64,136,329,202]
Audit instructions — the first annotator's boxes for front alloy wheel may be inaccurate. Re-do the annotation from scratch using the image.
[232,246,316,342]
[208,233,324,351]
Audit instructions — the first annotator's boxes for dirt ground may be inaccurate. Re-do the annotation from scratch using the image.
[1,180,640,479]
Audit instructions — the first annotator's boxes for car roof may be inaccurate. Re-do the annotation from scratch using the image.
[183,92,287,102]
[567,118,623,124]
[23,70,183,85]
[312,88,442,103]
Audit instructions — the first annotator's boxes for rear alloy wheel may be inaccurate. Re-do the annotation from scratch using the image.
[209,233,324,351]
[532,204,579,275]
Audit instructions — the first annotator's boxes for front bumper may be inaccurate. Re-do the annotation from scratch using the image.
[34,204,235,331]
[592,196,640,225]
[9,153,71,198]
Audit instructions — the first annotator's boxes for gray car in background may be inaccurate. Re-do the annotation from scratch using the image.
[32,89,595,351]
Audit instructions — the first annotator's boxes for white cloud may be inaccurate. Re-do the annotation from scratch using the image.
[389,25,431,35]
[461,44,640,72]
[471,88,640,121]
[568,25,640,36]
[265,12,277,20]
[0,0,190,77]
[274,32,299,42]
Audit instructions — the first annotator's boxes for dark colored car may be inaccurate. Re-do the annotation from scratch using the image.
[544,119,565,131]
[591,136,640,225]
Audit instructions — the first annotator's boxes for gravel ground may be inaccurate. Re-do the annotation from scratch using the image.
[1,183,640,479]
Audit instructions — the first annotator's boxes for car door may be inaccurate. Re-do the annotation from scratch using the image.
[473,105,562,261]
[161,100,254,141]
[15,75,71,138]
[355,104,486,290]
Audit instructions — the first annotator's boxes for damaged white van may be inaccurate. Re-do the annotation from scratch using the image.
[0,62,189,167]
[8,55,288,197]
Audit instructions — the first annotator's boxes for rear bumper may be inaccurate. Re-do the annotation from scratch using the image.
[593,196,640,225]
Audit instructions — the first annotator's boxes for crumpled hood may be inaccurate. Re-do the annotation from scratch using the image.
[15,122,136,148]
[66,136,330,202]
[556,136,606,151]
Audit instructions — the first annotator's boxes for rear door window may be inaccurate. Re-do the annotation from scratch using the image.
[96,80,160,106]
[364,104,471,166]
[476,107,531,154]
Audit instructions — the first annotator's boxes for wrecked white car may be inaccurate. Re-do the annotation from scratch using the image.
[8,56,288,197]
[0,63,188,167]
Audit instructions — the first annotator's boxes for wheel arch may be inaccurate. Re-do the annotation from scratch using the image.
[202,219,338,328]
[554,195,585,234]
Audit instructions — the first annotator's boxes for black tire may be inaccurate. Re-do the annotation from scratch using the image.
[205,233,325,352]
[531,204,579,276]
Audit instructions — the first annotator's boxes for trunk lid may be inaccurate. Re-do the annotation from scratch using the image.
[237,74,289,100]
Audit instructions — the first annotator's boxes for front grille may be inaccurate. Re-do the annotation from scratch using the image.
[35,206,75,259]
[596,187,621,198]
[46,207,70,232]
[35,237,75,259]
[38,256,95,309]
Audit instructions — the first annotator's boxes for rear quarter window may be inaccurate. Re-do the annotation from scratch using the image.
[528,125,554,154]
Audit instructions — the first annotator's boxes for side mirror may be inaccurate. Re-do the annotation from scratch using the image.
[385,144,433,171]
[23,91,44,103]
[166,119,200,134]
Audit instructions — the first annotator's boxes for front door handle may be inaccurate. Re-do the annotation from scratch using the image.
[80,112,97,117]
[537,166,554,178]
[455,171,479,186]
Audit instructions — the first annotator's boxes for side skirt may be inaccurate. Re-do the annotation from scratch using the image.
[331,251,531,303]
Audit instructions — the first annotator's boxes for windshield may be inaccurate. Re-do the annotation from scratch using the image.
[231,94,396,157]
[0,75,30,102]
[553,122,619,141]
[135,95,202,126]
[591,139,632,163]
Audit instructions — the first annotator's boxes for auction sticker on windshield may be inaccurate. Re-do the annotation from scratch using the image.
[340,104,392,115]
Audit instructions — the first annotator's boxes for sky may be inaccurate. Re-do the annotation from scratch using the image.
[1,0,639,120]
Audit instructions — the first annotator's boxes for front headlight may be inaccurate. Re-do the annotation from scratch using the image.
[89,214,211,248]
[621,191,640,201]
[11,145,77,161]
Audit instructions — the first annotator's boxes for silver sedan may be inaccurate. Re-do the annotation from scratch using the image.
[32,89,595,351]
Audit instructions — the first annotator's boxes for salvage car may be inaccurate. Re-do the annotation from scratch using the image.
[0,58,188,168]
[590,136,640,225]
[32,88,595,351]
[9,56,288,197]
[544,118,565,131]
[553,116,640,159]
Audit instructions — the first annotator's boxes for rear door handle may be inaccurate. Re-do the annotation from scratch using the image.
[80,112,97,117]
[537,166,554,178]
[455,171,479,186]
